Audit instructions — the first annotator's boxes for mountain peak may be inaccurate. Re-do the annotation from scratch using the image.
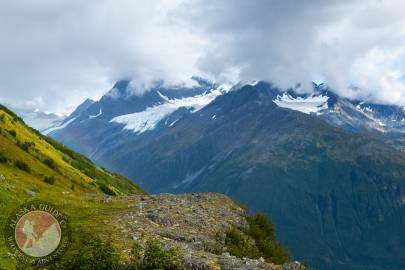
[104,79,132,99]
[112,79,131,91]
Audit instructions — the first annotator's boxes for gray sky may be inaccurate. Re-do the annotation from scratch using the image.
[1,0,405,114]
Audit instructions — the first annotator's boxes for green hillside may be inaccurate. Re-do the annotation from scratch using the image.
[0,104,145,269]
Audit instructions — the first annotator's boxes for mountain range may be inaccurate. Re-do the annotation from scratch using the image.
[0,104,302,270]
[43,79,405,270]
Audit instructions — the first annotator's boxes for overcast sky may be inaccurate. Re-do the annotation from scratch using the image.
[1,0,405,114]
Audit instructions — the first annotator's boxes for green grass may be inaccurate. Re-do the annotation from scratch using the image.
[0,104,145,269]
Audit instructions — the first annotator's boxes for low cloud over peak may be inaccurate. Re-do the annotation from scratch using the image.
[1,0,405,114]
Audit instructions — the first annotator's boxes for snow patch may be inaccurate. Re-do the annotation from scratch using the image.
[43,117,77,135]
[111,85,229,134]
[169,119,178,127]
[89,108,102,119]
[356,104,373,113]
[157,91,170,102]
[273,93,329,114]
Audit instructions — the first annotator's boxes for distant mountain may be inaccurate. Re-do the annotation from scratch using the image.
[11,107,65,131]
[46,77,229,155]
[270,83,405,150]
[47,79,405,270]
[46,79,405,153]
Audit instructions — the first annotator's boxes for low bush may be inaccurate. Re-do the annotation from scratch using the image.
[44,176,56,185]
[225,228,261,259]
[224,213,290,264]
[99,183,117,196]
[7,129,16,137]
[43,157,57,169]
[62,155,70,163]
[50,235,183,270]
[0,152,7,163]
[247,213,290,264]
[50,234,119,270]
[14,160,30,173]
[131,240,184,270]
[17,141,34,152]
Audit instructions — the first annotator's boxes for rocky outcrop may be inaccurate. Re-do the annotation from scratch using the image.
[105,193,306,270]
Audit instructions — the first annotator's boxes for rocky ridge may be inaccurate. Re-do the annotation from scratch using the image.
[103,193,305,270]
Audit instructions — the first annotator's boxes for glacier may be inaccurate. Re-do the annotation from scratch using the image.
[273,93,329,115]
[110,85,230,134]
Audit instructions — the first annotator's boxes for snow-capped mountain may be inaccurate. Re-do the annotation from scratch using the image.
[12,107,65,131]
[42,98,94,135]
[110,84,231,134]
[46,79,405,154]
[262,82,405,150]
[258,82,405,135]
[45,77,228,155]
[44,79,405,270]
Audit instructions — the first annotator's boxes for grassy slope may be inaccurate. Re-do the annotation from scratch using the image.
[0,105,144,269]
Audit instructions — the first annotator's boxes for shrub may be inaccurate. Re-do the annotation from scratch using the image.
[247,213,290,264]
[225,228,261,259]
[0,152,7,163]
[7,129,16,137]
[17,141,34,152]
[44,176,56,185]
[224,213,290,264]
[141,240,183,270]
[51,235,119,270]
[43,157,57,169]
[129,242,143,268]
[247,214,276,241]
[62,155,70,163]
[99,183,117,196]
[202,237,224,255]
[14,160,30,173]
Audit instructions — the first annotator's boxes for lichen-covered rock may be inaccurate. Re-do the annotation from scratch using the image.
[25,189,36,197]
[281,261,306,270]
[107,193,305,270]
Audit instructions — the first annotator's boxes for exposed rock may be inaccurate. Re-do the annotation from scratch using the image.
[4,183,15,190]
[147,213,173,226]
[104,195,113,204]
[25,189,36,197]
[183,258,214,270]
[281,262,305,270]
[106,193,306,270]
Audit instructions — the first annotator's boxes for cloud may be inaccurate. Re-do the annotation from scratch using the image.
[0,0,205,113]
[0,0,405,114]
[176,0,405,105]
